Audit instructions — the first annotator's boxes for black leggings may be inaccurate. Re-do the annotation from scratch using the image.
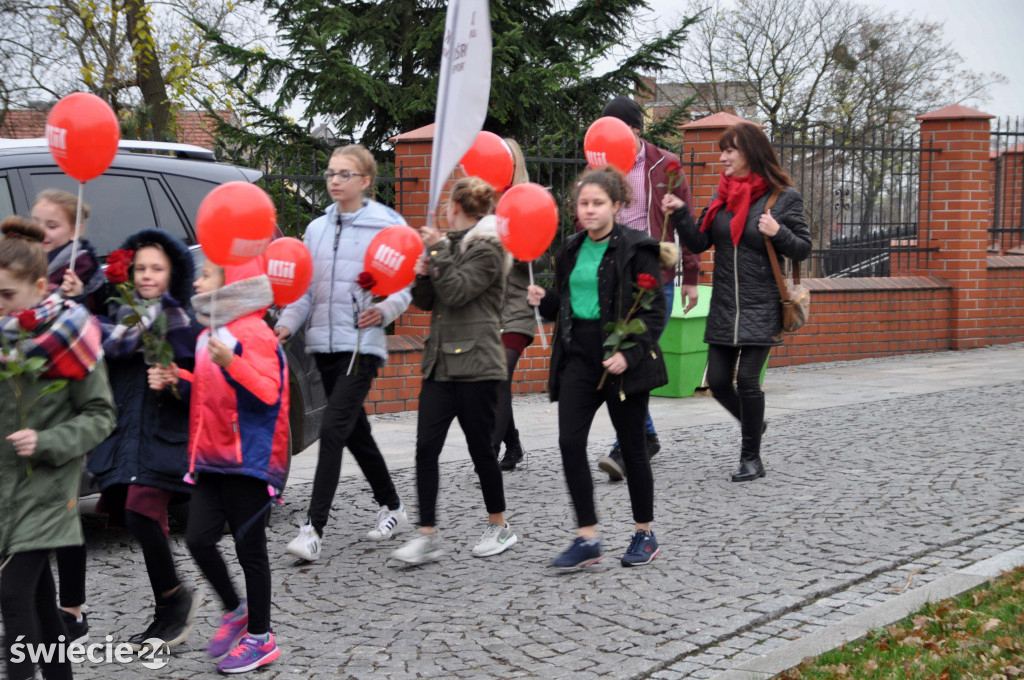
[308,352,401,536]
[706,343,772,457]
[1,550,73,680]
[124,510,180,601]
[492,346,524,451]
[416,379,505,528]
[55,544,86,609]
[185,474,272,635]
[557,320,654,528]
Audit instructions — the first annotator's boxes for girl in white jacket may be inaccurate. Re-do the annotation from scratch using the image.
[278,145,412,562]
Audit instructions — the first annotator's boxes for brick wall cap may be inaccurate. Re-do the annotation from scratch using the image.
[681,112,761,130]
[391,123,436,142]
[916,104,994,121]
[991,143,1024,159]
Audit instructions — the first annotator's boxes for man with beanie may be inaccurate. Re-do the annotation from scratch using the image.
[595,95,701,481]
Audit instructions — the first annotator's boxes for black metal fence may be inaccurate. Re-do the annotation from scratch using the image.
[991,117,1024,253]
[213,144,413,238]
[772,127,938,278]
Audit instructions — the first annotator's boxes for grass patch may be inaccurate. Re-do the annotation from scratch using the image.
[779,565,1024,680]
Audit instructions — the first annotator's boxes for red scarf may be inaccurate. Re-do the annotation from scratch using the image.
[701,173,770,246]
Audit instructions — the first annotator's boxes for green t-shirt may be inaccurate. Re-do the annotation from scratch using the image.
[570,237,610,320]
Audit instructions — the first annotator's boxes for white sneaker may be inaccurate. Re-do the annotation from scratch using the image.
[366,504,409,541]
[390,532,444,565]
[286,521,321,562]
[471,522,518,557]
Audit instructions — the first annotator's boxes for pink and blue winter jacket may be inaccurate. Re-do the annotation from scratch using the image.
[180,312,290,491]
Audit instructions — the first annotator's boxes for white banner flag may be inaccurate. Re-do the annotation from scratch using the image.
[427,0,492,226]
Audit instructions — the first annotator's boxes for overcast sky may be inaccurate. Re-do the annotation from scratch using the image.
[644,0,1024,120]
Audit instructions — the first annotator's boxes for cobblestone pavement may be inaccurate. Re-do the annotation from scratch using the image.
[11,348,1024,679]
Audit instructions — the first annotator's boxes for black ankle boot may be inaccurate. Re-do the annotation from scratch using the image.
[499,433,526,471]
[731,455,765,482]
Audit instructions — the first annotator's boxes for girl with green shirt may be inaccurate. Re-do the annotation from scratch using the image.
[528,167,668,570]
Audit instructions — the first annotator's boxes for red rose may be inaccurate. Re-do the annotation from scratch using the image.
[636,273,659,291]
[14,308,39,331]
[665,160,683,176]
[105,249,135,285]
[356,271,377,291]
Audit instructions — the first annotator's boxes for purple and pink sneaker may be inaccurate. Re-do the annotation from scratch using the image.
[216,632,280,674]
[207,607,248,658]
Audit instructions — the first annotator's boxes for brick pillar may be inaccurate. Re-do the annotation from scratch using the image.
[391,124,436,336]
[680,112,763,276]
[916,105,995,350]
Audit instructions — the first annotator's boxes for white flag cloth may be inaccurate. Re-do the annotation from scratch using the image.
[427,0,492,225]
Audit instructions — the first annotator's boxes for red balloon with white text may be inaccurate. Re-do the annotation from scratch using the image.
[196,182,276,266]
[495,183,558,262]
[262,237,313,306]
[363,225,423,296]
[583,116,636,174]
[46,93,120,182]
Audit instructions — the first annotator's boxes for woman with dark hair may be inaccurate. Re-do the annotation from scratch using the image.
[666,121,811,482]
[528,166,667,570]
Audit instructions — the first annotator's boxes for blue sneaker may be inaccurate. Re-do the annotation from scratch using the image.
[551,537,603,570]
[621,530,660,567]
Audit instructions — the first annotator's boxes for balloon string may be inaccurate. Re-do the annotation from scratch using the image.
[529,261,548,350]
[68,182,85,278]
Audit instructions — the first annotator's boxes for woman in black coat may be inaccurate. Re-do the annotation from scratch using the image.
[528,167,668,570]
[667,121,811,482]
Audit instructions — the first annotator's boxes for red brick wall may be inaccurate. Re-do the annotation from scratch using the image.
[371,111,1024,412]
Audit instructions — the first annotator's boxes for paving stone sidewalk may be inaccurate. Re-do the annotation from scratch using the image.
[14,345,1024,679]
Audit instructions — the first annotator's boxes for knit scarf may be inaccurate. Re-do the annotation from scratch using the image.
[101,292,192,359]
[701,172,770,246]
[191,275,274,327]
[0,293,103,379]
[48,241,106,298]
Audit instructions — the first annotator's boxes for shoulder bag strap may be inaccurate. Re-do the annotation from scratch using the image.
[762,191,792,301]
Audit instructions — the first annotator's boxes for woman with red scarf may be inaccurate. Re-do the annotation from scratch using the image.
[666,122,811,482]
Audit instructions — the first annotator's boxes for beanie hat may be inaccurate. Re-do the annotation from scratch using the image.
[601,96,644,133]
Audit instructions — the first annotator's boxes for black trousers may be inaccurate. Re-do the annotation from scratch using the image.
[416,379,506,528]
[557,320,654,528]
[124,509,180,601]
[307,352,401,536]
[1,550,72,680]
[491,346,524,451]
[185,474,272,635]
[55,544,86,608]
[706,343,772,457]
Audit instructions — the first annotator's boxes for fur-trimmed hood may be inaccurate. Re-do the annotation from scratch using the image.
[457,215,513,276]
[117,229,196,308]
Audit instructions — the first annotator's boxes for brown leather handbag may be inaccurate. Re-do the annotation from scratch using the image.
[763,193,810,333]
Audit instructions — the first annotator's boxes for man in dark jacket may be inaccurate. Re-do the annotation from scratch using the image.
[596,96,701,480]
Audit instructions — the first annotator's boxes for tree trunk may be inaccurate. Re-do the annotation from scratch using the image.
[124,0,171,140]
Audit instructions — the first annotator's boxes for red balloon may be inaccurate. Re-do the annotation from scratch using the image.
[495,183,558,262]
[363,225,423,296]
[460,131,514,190]
[196,182,276,266]
[584,116,636,173]
[262,237,313,306]
[46,93,120,182]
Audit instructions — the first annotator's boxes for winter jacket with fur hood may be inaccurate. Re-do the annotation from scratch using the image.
[412,215,512,382]
[276,199,412,361]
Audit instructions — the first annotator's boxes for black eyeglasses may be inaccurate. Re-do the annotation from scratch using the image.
[322,170,366,182]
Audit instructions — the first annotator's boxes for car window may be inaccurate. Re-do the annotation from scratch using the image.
[147,178,190,242]
[0,176,13,220]
[24,170,162,257]
[164,175,220,228]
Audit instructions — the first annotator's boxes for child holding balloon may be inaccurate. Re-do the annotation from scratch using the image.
[150,259,287,673]
[87,229,202,650]
[527,166,668,570]
[390,176,517,565]
[278,144,413,562]
[0,216,116,680]
[32,189,106,311]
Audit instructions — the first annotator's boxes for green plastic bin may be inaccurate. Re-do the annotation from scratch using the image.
[651,284,712,398]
